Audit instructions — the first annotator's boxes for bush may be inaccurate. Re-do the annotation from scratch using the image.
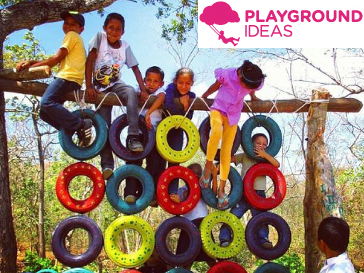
[256,253,305,273]
[24,250,63,272]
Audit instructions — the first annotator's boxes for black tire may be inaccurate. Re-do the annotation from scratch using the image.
[254,262,291,273]
[59,109,107,160]
[109,114,155,161]
[199,116,241,161]
[245,212,291,260]
[241,115,282,162]
[201,166,242,210]
[155,216,201,266]
[106,164,154,214]
[51,216,103,267]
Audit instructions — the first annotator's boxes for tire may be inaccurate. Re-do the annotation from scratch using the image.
[200,167,242,211]
[245,212,291,260]
[200,211,244,259]
[109,114,155,161]
[244,163,286,210]
[254,262,291,273]
[207,261,248,273]
[36,270,58,273]
[156,166,201,215]
[199,116,241,161]
[51,216,103,267]
[106,164,154,215]
[241,115,282,162]
[118,270,142,273]
[156,115,200,163]
[59,109,107,160]
[56,162,105,213]
[104,216,155,268]
[62,269,94,273]
[155,216,201,266]
[166,269,193,273]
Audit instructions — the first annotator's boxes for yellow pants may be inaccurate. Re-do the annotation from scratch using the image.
[206,110,237,181]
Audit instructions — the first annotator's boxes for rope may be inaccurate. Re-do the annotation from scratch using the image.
[165,97,199,129]
[293,98,330,113]
[93,92,125,117]
[209,25,220,36]
[139,94,153,116]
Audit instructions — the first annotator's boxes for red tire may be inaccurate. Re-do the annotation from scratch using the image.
[243,163,286,210]
[119,270,142,273]
[157,166,201,215]
[207,261,247,273]
[56,162,105,213]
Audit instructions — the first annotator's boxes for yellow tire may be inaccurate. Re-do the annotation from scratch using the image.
[104,216,154,268]
[156,115,200,163]
[200,211,244,259]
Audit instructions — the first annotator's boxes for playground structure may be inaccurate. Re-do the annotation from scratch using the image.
[0,66,363,272]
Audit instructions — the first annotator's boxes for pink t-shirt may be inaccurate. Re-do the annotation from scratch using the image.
[211,68,263,126]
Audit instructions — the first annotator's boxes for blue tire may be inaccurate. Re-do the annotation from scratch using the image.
[199,116,241,161]
[106,164,154,214]
[166,269,193,273]
[241,115,282,162]
[59,109,107,160]
[245,212,291,260]
[63,269,94,273]
[254,262,291,273]
[51,216,103,267]
[109,114,155,161]
[36,270,58,273]
[201,166,242,210]
[155,216,201,266]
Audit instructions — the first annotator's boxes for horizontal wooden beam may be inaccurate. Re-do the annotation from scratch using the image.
[0,66,51,81]
[1,79,362,113]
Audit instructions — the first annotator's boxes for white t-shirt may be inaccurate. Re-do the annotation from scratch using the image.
[177,186,208,221]
[235,152,266,190]
[137,87,165,129]
[319,252,355,273]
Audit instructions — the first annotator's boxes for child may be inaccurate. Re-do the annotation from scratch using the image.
[176,163,217,269]
[16,11,92,146]
[164,67,196,202]
[219,133,280,248]
[200,60,265,209]
[123,66,166,204]
[85,12,146,179]
[318,217,355,273]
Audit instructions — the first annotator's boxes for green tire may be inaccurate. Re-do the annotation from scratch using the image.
[200,211,244,259]
[104,216,154,268]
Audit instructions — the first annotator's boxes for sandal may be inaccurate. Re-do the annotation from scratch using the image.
[217,194,229,210]
[199,174,211,188]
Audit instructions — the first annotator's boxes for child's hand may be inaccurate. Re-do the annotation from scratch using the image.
[254,147,268,159]
[250,91,261,101]
[16,60,33,71]
[145,113,153,130]
[86,87,99,102]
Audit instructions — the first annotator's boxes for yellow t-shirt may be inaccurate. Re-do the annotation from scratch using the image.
[236,152,266,190]
[57,31,86,86]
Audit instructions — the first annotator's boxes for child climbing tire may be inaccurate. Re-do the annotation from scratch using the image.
[106,164,154,215]
[207,261,248,273]
[156,115,200,163]
[156,166,201,215]
[59,109,108,160]
[245,212,291,261]
[244,163,286,210]
[241,115,282,162]
[200,166,242,211]
[109,114,155,161]
[104,216,155,268]
[51,216,103,268]
[254,262,291,273]
[199,116,242,161]
[56,162,105,213]
[155,216,201,266]
[200,211,244,259]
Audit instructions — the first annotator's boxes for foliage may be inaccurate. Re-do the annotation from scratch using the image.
[143,0,197,43]
[24,250,63,272]
[256,253,305,273]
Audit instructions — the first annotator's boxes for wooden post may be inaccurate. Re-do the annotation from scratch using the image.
[304,88,344,273]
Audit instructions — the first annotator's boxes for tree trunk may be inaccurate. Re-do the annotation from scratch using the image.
[304,88,343,273]
[0,39,17,273]
[31,100,45,258]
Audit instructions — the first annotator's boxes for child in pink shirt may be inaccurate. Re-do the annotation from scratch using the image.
[200,60,265,209]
